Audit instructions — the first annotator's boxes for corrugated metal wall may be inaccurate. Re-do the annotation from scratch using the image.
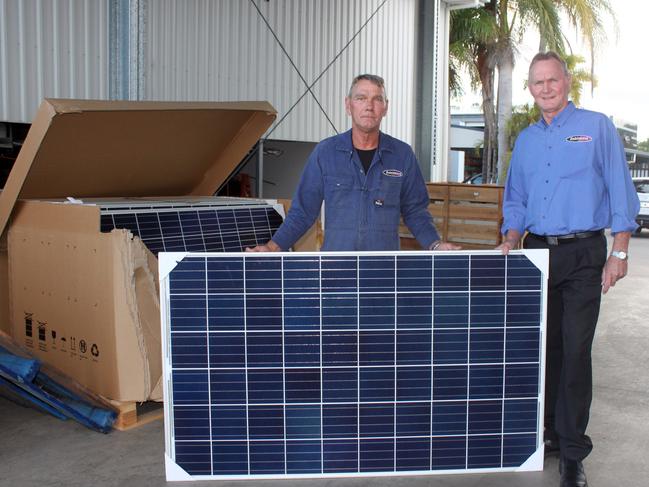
[144,0,418,144]
[0,0,109,124]
[0,0,420,143]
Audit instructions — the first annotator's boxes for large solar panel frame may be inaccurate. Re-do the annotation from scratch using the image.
[159,250,548,481]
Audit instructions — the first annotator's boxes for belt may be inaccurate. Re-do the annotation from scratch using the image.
[527,229,604,246]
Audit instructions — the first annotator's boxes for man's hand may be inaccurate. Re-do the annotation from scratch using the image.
[245,240,281,252]
[496,230,522,255]
[601,254,628,294]
[435,241,462,251]
[602,231,631,294]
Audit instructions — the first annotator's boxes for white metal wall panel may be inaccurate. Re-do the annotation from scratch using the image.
[144,0,417,144]
[0,0,109,124]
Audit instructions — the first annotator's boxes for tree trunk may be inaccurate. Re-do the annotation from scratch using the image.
[496,46,514,183]
[477,48,497,183]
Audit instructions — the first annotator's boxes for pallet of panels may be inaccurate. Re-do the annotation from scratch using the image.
[0,99,279,403]
[6,196,283,404]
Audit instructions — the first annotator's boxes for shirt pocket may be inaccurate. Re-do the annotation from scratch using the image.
[372,176,402,226]
[379,177,402,207]
[324,175,354,208]
[558,140,596,178]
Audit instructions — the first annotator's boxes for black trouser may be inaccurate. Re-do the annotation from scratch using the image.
[524,233,607,461]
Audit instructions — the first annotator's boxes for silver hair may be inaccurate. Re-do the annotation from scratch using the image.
[528,51,570,80]
[348,74,386,98]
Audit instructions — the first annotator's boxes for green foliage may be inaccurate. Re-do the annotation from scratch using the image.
[507,103,539,147]
[501,103,539,184]
[565,54,596,105]
[449,7,498,97]
[639,138,649,152]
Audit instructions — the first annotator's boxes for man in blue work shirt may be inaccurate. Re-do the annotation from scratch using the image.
[498,52,639,487]
[247,74,458,252]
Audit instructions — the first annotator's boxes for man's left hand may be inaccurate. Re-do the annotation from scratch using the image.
[601,255,628,294]
[435,241,462,251]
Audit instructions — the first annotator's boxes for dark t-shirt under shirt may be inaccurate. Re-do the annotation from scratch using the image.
[356,148,376,174]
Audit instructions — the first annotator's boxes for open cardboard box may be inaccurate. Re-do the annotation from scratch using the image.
[0,99,278,402]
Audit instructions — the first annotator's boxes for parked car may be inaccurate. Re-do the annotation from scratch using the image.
[462,172,483,184]
[634,177,649,234]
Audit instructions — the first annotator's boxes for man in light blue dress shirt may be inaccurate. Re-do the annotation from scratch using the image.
[498,51,640,487]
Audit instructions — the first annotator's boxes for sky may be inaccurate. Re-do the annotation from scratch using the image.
[452,0,649,142]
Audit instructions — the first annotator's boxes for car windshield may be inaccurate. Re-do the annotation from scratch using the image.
[634,180,649,194]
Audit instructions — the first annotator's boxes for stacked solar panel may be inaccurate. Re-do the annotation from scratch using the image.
[160,251,547,479]
[98,198,283,254]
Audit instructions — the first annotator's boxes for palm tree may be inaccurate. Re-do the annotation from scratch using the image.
[451,1,563,182]
[494,0,564,182]
[449,6,499,183]
[450,0,615,183]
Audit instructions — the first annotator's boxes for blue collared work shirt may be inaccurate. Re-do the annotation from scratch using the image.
[502,102,639,236]
[272,130,439,251]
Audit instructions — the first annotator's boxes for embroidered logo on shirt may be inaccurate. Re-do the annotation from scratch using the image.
[565,135,592,142]
[374,199,384,207]
[382,169,403,177]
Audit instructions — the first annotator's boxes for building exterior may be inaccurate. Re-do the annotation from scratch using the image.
[1,0,483,193]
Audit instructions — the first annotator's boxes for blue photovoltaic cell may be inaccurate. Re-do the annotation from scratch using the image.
[101,205,283,254]
[162,251,546,479]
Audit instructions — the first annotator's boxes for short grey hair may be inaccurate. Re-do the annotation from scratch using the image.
[348,74,386,98]
[528,51,570,80]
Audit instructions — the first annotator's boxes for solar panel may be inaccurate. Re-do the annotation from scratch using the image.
[97,198,284,254]
[159,250,548,480]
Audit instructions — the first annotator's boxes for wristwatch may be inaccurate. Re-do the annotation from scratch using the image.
[610,250,628,261]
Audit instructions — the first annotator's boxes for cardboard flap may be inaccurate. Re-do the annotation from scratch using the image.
[0,98,276,237]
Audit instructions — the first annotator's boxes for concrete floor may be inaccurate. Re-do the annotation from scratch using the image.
[2,232,648,487]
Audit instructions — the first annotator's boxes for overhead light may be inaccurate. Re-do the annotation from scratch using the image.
[263,147,284,157]
[444,0,487,10]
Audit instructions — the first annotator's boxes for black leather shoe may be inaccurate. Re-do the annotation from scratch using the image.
[559,457,588,487]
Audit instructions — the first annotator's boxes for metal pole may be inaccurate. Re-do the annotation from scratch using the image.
[257,139,264,198]
[414,0,437,181]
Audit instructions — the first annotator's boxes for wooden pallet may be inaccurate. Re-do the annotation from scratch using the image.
[400,182,505,250]
[111,400,164,431]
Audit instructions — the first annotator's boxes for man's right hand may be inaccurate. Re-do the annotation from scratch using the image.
[245,240,281,252]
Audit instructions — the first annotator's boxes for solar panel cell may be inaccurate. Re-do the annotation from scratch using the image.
[323,439,358,472]
[396,437,430,470]
[322,367,357,402]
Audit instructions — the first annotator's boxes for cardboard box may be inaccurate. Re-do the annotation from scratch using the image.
[0,233,9,335]
[0,99,277,401]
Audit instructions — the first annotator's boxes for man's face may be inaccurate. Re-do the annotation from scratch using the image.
[528,59,571,121]
[345,79,388,134]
